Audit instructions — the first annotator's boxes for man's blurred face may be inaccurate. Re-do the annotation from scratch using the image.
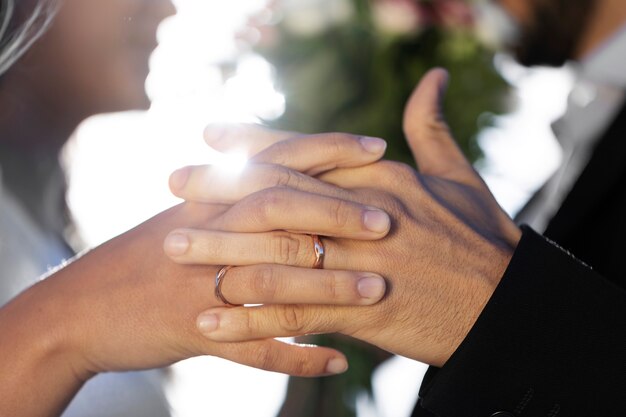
[496,0,597,66]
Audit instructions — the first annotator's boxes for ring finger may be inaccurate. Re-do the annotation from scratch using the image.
[165,230,343,270]
[216,264,386,306]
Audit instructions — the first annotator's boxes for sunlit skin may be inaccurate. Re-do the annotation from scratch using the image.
[166,70,523,368]
[0,1,389,416]
[165,0,626,375]
[3,0,626,415]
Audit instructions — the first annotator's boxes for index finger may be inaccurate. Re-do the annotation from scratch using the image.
[251,133,387,176]
[203,124,387,176]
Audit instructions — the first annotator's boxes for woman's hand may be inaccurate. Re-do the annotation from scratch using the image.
[0,196,389,417]
[165,69,522,367]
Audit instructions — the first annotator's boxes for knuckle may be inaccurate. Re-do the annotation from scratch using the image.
[369,160,397,184]
[291,356,311,376]
[407,114,450,140]
[244,309,261,335]
[271,233,302,265]
[329,199,352,229]
[325,132,356,155]
[424,117,451,138]
[390,161,417,181]
[251,266,280,300]
[321,270,341,302]
[263,142,290,166]
[253,343,277,370]
[271,165,301,189]
[246,188,284,225]
[250,166,277,191]
[290,349,321,375]
[376,160,418,187]
[275,349,310,376]
[276,305,307,333]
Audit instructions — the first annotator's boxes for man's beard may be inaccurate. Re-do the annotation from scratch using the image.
[513,0,596,67]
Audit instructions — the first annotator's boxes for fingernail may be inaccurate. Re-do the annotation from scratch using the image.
[197,313,219,334]
[164,233,189,256]
[363,209,391,233]
[169,167,190,191]
[326,358,349,375]
[358,275,386,300]
[360,137,387,154]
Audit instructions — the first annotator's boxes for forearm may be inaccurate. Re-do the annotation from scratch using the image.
[0,274,90,417]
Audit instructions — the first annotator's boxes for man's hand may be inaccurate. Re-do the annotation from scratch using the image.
[166,69,522,367]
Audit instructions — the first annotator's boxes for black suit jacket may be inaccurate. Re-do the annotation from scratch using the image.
[411,104,626,416]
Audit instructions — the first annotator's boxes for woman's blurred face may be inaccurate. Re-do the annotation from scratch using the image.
[32,0,176,115]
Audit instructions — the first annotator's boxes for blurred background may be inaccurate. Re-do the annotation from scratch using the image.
[66,0,570,415]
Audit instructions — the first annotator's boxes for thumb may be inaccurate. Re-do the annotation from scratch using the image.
[403,68,475,184]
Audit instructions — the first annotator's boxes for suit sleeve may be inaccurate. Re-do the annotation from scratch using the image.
[412,226,626,417]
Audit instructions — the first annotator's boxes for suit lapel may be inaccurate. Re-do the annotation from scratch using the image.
[544,104,626,242]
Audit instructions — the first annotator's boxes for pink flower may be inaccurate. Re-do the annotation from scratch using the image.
[372,0,429,36]
[430,0,475,29]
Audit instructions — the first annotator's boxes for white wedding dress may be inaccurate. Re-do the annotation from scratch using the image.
[0,167,170,417]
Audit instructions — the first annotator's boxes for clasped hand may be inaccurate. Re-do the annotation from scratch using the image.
[166,69,522,367]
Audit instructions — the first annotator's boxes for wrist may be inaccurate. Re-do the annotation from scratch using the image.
[38,265,99,382]
[0,278,91,416]
[440,230,521,366]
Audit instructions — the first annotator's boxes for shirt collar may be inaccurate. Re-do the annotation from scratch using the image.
[578,24,626,88]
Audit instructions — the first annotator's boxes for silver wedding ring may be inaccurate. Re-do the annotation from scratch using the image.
[215,266,240,306]
[312,235,325,269]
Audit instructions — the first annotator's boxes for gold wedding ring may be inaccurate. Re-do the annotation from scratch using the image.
[215,266,240,306]
[312,235,325,269]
